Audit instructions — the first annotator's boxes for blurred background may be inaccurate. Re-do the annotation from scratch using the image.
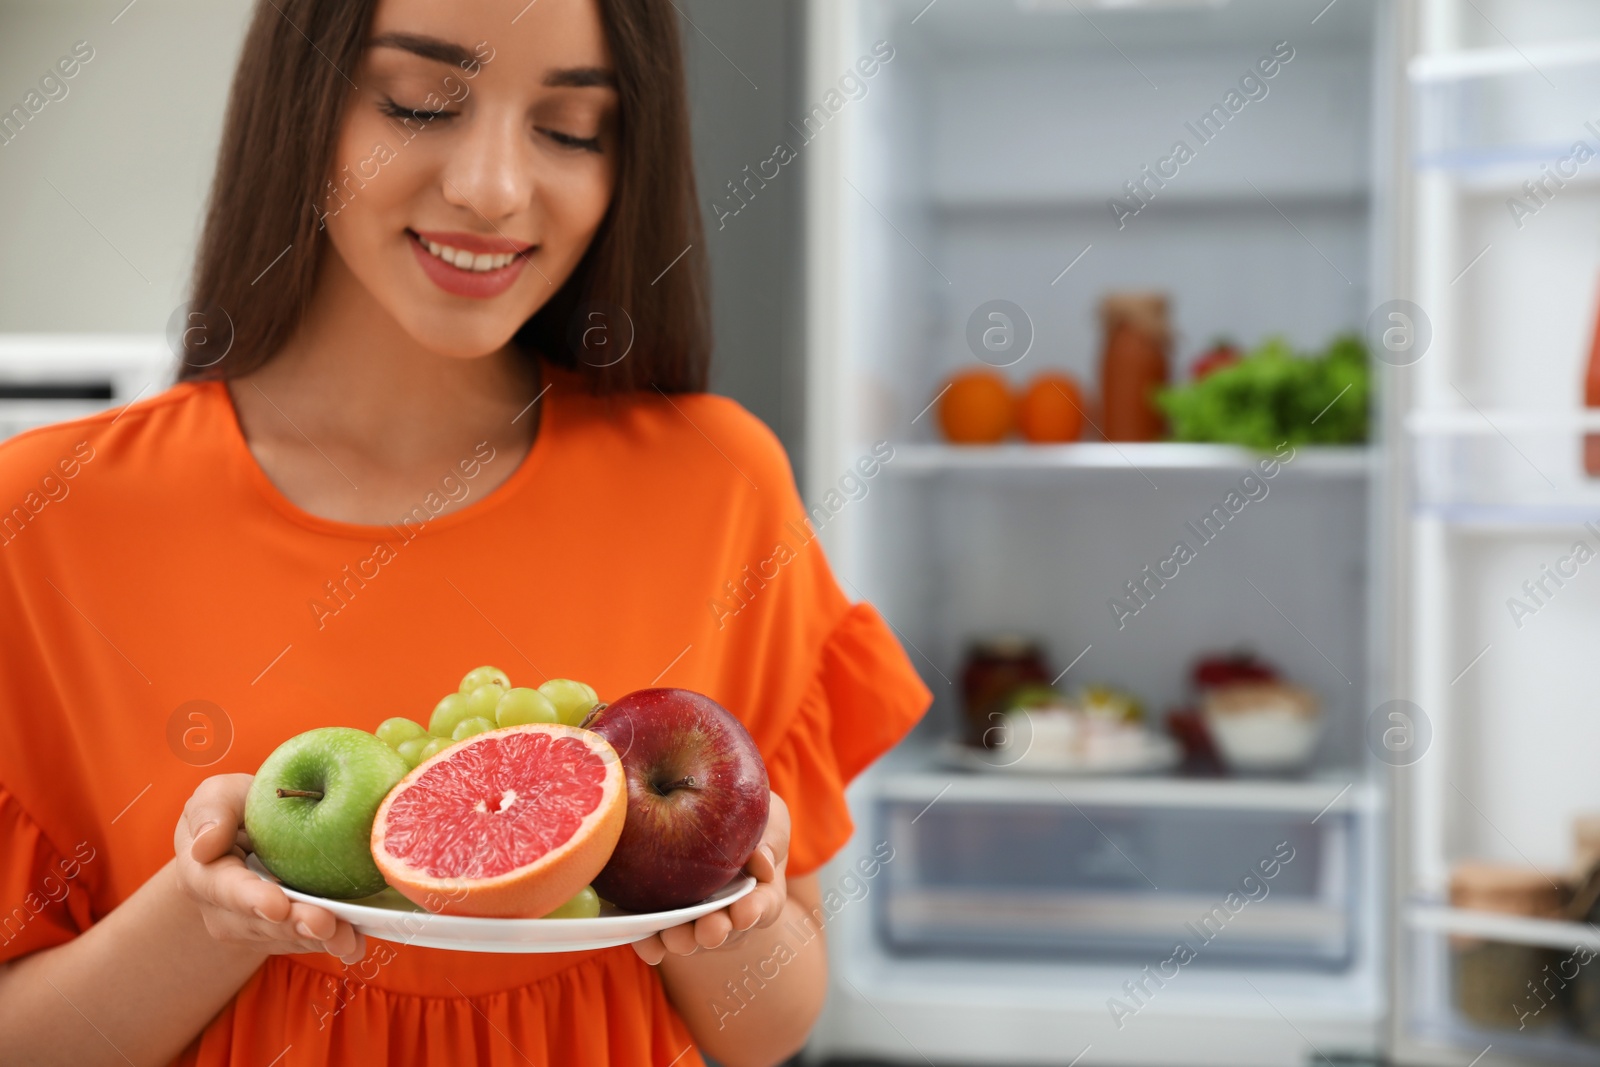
[7,0,1600,1065]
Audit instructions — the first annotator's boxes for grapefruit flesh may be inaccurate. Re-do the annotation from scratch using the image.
[370,724,625,918]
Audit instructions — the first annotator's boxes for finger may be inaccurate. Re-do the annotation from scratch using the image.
[746,843,780,882]
[726,891,765,932]
[694,909,733,950]
[320,922,366,965]
[286,902,341,943]
[187,819,238,865]
[659,922,700,956]
[752,885,789,930]
[762,793,793,865]
[631,934,667,965]
[191,852,294,923]
[182,775,252,863]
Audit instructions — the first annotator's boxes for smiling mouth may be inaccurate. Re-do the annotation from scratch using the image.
[407,230,530,273]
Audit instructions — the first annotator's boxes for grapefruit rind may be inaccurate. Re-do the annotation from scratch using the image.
[370,723,625,918]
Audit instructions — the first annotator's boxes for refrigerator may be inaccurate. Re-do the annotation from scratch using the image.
[799,0,1600,1064]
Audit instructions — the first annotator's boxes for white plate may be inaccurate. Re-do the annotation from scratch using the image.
[937,736,1181,776]
[246,854,757,953]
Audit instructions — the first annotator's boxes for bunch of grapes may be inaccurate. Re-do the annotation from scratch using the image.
[375,666,601,770]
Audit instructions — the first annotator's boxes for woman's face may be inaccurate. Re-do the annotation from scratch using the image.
[322,0,618,360]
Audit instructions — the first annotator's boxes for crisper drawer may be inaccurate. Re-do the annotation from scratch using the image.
[876,790,1355,967]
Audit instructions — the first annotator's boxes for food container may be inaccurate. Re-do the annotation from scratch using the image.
[1201,682,1320,773]
[1099,292,1169,442]
[1449,862,1570,1031]
[958,637,1050,748]
[1573,814,1600,880]
[1568,856,1600,1040]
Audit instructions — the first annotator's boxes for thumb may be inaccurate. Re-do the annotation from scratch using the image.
[184,774,253,863]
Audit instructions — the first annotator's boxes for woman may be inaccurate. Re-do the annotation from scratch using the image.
[0,0,929,1063]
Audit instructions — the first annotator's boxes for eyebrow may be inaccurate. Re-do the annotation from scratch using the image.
[368,32,617,88]
[545,67,616,89]
[370,32,476,67]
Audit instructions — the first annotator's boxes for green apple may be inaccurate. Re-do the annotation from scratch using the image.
[543,885,600,919]
[496,687,559,727]
[539,678,599,727]
[244,727,408,899]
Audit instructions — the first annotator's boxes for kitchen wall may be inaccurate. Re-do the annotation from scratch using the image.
[0,0,807,465]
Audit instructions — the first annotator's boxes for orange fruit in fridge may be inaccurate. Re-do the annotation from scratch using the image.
[937,369,1013,444]
[1017,372,1086,443]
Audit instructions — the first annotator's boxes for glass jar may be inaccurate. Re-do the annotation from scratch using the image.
[1099,292,1170,442]
[1568,859,1600,1041]
[1450,862,1570,1031]
[958,637,1050,748]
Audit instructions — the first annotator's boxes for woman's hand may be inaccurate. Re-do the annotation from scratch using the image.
[630,791,790,965]
[173,773,366,965]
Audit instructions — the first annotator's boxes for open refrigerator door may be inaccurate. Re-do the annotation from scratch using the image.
[1393,1,1600,1065]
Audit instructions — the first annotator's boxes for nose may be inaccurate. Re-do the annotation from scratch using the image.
[440,106,535,227]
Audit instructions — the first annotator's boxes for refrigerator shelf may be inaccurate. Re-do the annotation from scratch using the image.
[1407,903,1600,951]
[1407,411,1600,522]
[1408,40,1600,84]
[1407,410,1600,433]
[928,187,1370,215]
[1408,39,1600,174]
[1413,503,1600,529]
[872,762,1378,816]
[886,443,1373,477]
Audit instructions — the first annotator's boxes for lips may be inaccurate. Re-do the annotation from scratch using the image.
[407,228,535,300]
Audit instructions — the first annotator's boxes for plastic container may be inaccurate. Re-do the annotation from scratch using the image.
[877,797,1350,965]
[1202,683,1321,774]
[1449,863,1569,1031]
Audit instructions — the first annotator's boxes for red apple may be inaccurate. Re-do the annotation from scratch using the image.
[585,688,769,912]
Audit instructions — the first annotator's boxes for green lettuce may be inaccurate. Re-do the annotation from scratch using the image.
[1155,333,1369,450]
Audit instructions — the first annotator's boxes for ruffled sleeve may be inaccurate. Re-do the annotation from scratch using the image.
[0,783,96,965]
[764,602,931,877]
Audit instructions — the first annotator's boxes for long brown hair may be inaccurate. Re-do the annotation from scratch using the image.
[180,0,709,393]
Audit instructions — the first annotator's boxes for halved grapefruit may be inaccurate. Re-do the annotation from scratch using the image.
[370,724,625,918]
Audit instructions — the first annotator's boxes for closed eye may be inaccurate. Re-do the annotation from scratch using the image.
[379,97,456,123]
[541,128,603,153]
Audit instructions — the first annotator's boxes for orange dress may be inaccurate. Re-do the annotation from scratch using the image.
[0,364,930,1066]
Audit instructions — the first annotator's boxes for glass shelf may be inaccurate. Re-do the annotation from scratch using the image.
[1409,410,1600,525]
[1407,903,1600,951]
[886,442,1373,476]
[1409,40,1600,173]
[1405,925,1600,1064]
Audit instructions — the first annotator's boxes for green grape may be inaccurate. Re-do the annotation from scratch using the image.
[419,736,453,761]
[496,687,559,728]
[463,683,505,721]
[542,885,600,919]
[451,716,496,741]
[539,679,600,727]
[428,693,474,737]
[376,717,428,749]
[459,666,510,694]
[396,737,431,768]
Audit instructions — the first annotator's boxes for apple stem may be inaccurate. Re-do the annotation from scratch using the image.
[579,703,608,729]
[660,775,697,792]
[276,788,324,800]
